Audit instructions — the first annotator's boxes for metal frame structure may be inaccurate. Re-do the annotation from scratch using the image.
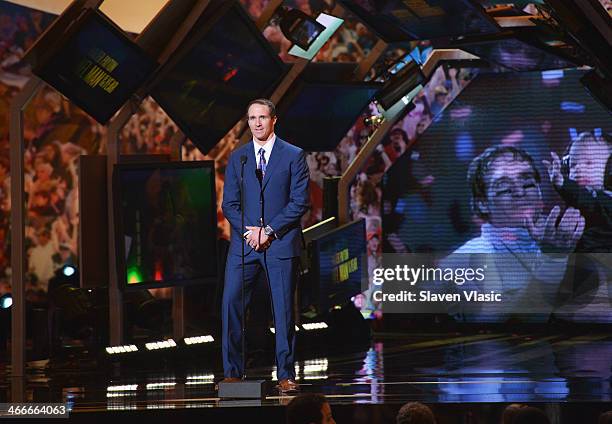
[8,1,211,399]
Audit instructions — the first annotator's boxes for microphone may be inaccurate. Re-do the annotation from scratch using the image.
[240,155,247,165]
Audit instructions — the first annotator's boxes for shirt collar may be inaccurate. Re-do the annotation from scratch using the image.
[481,223,537,250]
[253,134,276,156]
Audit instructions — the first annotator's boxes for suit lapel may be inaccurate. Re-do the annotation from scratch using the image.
[239,144,260,227]
[262,138,284,190]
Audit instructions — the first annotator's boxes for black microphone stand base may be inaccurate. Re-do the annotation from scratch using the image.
[218,379,268,399]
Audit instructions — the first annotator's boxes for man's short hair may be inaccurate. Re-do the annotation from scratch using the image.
[396,402,436,424]
[467,146,541,220]
[286,393,327,424]
[246,98,276,118]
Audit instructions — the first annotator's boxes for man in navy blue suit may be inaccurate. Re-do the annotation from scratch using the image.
[220,98,310,393]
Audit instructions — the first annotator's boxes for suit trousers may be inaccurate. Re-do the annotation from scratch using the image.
[222,250,298,380]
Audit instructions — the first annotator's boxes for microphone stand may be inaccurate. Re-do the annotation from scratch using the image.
[240,155,247,380]
[218,156,267,398]
[255,168,276,367]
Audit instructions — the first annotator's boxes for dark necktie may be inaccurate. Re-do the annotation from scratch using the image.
[258,147,267,176]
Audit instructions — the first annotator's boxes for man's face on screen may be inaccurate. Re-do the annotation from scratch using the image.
[482,154,542,228]
[247,103,276,143]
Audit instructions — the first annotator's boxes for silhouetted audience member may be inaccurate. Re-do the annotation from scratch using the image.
[287,393,335,424]
[396,402,436,424]
[511,407,550,424]
[502,404,528,424]
[599,411,612,424]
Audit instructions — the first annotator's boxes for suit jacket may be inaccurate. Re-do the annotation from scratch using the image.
[221,137,310,258]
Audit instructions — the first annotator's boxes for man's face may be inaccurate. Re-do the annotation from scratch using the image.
[37,232,50,245]
[390,133,406,153]
[569,140,609,189]
[320,402,336,424]
[481,154,543,228]
[247,103,276,143]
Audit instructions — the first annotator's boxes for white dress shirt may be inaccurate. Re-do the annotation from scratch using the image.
[253,135,276,168]
[244,135,277,240]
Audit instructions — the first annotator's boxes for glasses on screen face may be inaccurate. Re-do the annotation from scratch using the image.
[488,174,539,198]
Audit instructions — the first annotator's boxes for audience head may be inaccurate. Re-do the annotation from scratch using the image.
[599,410,612,424]
[287,393,335,424]
[511,406,550,424]
[396,402,436,424]
[502,404,528,424]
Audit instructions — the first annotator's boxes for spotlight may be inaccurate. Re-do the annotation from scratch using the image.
[62,265,76,277]
[0,294,12,309]
[287,12,344,60]
[276,6,326,51]
[49,263,79,289]
[376,59,424,111]
[364,115,384,128]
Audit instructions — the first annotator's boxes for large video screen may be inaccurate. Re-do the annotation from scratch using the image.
[114,161,217,290]
[276,82,381,151]
[152,2,286,154]
[382,69,612,323]
[311,219,366,313]
[339,0,499,42]
[27,9,157,124]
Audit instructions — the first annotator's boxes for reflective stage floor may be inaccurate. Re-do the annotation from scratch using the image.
[2,331,611,422]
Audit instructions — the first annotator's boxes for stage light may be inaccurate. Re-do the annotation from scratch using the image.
[0,294,12,309]
[364,114,384,128]
[269,325,300,334]
[183,335,214,345]
[62,265,76,277]
[288,13,344,60]
[105,344,139,354]
[106,385,138,397]
[145,382,176,390]
[185,374,215,386]
[276,6,326,51]
[302,322,328,331]
[145,339,177,350]
[376,59,424,111]
[303,358,329,374]
[107,385,138,391]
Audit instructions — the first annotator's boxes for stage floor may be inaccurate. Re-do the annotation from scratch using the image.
[3,332,611,421]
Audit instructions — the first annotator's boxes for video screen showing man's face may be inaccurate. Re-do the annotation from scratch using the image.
[481,155,542,228]
[382,69,612,323]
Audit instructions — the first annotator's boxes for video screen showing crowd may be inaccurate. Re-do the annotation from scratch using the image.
[382,69,612,324]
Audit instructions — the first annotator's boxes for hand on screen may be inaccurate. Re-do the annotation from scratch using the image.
[542,152,564,187]
[525,205,585,254]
